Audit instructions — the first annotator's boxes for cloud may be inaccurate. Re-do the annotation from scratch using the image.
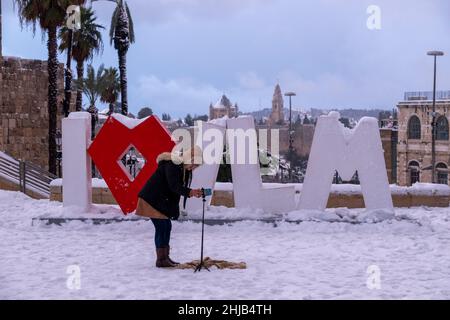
[275,70,394,109]
[238,72,266,90]
[131,68,400,118]
[133,72,276,117]
[133,75,222,117]
[5,0,450,117]
[92,0,275,26]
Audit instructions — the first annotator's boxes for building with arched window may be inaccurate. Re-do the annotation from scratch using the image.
[407,115,421,139]
[436,116,449,141]
[397,91,450,186]
[436,163,449,185]
[408,161,420,185]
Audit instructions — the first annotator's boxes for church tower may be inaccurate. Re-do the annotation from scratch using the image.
[270,84,284,125]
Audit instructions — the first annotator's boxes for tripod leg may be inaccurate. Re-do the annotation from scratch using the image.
[194,196,208,273]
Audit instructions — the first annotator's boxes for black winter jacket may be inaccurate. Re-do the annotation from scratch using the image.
[138,155,192,220]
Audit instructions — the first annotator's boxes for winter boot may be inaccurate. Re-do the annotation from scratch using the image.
[166,246,179,265]
[156,248,175,268]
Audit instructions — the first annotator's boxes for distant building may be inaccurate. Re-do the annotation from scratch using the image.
[269,84,284,125]
[397,91,450,186]
[209,94,238,120]
[380,127,398,184]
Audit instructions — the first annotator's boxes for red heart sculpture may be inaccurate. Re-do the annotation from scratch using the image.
[88,115,175,214]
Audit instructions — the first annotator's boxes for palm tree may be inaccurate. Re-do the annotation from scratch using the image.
[94,0,135,115]
[14,0,85,174]
[59,6,104,112]
[99,67,120,115]
[78,64,104,139]
[80,64,104,108]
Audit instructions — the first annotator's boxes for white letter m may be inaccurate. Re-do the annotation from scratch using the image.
[298,113,393,211]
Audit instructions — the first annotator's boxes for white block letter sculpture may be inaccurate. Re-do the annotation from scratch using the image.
[184,121,226,213]
[62,112,92,211]
[298,112,393,211]
[227,116,295,213]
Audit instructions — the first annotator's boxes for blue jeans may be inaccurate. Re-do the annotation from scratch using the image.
[151,219,172,248]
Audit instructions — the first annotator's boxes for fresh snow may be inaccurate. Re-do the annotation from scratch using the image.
[1,189,450,299]
[0,152,49,198]
[0,151,18,163]
[0,152,19,185]
[111,113,150,129]
[50,178,108,189]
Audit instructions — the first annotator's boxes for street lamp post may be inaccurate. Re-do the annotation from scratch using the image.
[87,105,99,177]
[284,92,296,182]
[55,129,62,178]
[427,50,444,184]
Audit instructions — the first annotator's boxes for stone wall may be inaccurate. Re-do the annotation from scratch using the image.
[0,56,69,170]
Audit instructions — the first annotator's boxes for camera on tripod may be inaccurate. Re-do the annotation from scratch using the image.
[201,188,212,198]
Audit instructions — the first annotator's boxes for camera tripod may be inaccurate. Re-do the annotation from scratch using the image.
[194,188,210,272]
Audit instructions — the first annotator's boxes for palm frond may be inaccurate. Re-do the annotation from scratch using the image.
[125,2,135,43]
[109,6,120,45]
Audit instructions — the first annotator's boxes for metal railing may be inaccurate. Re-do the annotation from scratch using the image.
[0,152,57,198]
[404,91,450,101]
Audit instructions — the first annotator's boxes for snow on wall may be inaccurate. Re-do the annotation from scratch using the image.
[395,183,450,196]
[49,180,450,197]
[50,178,108,189]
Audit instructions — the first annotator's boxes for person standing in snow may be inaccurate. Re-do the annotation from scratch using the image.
[136,146,203,268]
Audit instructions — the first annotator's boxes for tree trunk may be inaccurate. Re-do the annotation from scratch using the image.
[115,5,130,116]
[76,60,84,111]
[47,26,58,175]
[118,49,128,115]
[63,30,73,117]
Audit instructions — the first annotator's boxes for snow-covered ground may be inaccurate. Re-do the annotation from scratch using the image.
[1,189,450,299]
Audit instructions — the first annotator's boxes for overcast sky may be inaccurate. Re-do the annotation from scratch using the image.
[3,0,450,118]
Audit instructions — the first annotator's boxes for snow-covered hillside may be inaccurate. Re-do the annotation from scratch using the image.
[1,189,450,299]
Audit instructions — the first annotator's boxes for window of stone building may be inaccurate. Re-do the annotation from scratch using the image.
[436,163,448,185]
[436,116,449,140]
[408,116,421,140]
[408,161,420,185]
